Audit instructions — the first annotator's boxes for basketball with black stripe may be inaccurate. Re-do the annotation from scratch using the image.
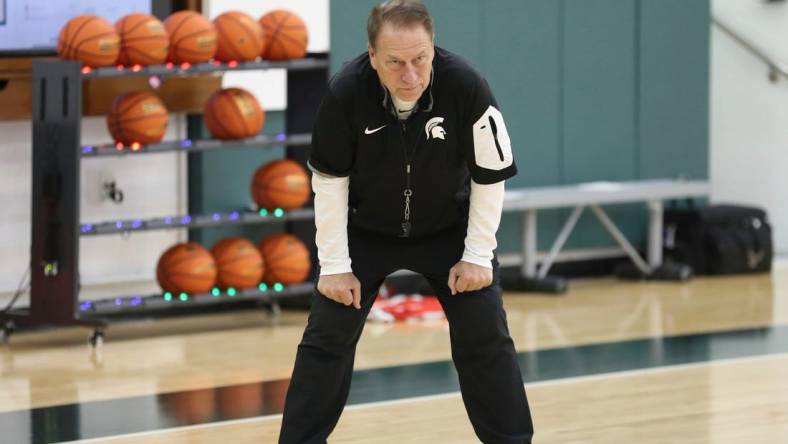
[57,15,120,67]
[211,237,264,289]
[251,159,310,211]
[107,91,169,145]
[156,242,217,294]
[116,13,169,66]
[164,11,217,64]
[258,10,308,61]
[213,11,264,62]
[204,87,264,140]
[258,234,311,285]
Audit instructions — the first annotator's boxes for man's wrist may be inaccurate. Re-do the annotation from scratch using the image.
[460,251,493,269]
[319,261,353,276]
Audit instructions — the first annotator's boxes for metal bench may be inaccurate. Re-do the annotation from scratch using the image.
[501,179,711,293]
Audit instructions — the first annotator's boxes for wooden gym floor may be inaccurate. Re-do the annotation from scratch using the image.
[1,262,788,443]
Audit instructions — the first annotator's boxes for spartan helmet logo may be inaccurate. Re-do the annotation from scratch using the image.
[425,117,446,140]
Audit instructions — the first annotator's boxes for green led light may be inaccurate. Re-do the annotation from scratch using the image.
[258,283,268,292]
[274,208,284,218]
[179,292,188,301]
[273,282,284,292]
[258,209,268,216]
[227,287,236,297]
[211,288,220,297]
[163,292,172,301]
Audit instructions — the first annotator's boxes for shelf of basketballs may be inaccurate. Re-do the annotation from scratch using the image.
[79,58,329,79]
[79,282,317,316]
[80,133,314,157]
[55,9,323,314]
[80,207,316,236]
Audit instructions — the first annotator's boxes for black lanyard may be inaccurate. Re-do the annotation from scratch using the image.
[397,118,422,237]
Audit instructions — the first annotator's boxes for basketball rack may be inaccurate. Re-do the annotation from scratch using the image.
[0,56,329,345]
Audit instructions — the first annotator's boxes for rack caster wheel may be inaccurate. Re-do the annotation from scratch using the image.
[1,321,14,344]
[89,329,105,348]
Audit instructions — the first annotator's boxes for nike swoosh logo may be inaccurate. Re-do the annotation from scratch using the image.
[364,125,387,135]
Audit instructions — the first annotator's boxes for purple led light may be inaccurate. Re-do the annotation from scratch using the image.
[276,133,287,142]
[82,146,94,154]
[212,213,221,221]
[114,298,122,306]
[181,216,192,224]
[164,217,173,225]
[180,139,193,148]
[115,221,124,229]
[79,301,92,311]
[80,224,93,233]
[131,220,143,229]
[130,297,142,306]
[148,75,161,89]
[229,211,240,220]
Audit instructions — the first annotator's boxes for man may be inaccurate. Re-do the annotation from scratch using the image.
[279,1,533,442]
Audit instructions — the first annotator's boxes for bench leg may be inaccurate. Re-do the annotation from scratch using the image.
[511,209,567,294]
[537,206,584,279]
[647,200,663,268]
[589,204,653,275]
[521,209,537,279]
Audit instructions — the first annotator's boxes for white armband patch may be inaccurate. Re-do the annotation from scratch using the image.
[472,105,513,171]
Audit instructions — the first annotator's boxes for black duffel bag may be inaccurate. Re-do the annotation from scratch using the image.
[664,205,772,275]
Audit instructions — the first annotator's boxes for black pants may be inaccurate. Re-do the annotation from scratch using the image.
[279,225,533,443]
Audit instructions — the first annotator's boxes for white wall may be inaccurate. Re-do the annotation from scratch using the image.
[711,0,788,255]
[205,0,330,112]
[79,118,188,285]
[0,117,186,303]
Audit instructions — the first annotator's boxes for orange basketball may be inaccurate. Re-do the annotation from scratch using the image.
[107,91,169,145]
[211,237,264,289]
[259,10,308,61]
[218,382,263,419]
[167,388,216,423]
[262,378,289,411]
[258,234,311,284]
[204,87,264,140]
[115,13,169,66]
[156,242,217,294]
[251,160,310,210]
[213,11,264,62]
[57,15,120,67]
[165,11,217,64]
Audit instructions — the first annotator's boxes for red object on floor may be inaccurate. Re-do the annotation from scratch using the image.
[368,294,445,323]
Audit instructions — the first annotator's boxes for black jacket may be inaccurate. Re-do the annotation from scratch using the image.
[308,46,517,239]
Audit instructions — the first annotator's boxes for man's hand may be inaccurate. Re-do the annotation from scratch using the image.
[447,261,493,295]
[317,272,362,309]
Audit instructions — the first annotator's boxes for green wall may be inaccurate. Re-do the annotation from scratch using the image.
[192,0,709,258]
[189,112,287,248]
[330,0,709,253]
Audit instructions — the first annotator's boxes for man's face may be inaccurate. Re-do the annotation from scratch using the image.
[369,22,434,103]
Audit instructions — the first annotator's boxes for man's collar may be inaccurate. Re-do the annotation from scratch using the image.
[380,69,435,116]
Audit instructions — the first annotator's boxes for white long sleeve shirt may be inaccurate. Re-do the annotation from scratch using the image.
[311,167,504,275]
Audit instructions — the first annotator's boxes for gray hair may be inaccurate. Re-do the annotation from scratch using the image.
[367,0,434,48]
